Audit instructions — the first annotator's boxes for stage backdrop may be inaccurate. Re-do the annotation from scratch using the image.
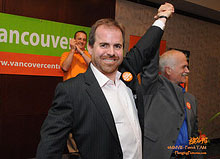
[129,35,166,55]
[0,13,90,77]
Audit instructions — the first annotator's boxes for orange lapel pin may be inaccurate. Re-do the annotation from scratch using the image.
[186,102,191,110]
[122,72,133,82]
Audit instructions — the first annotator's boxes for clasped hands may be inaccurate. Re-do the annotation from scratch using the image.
[69,38,84,55]
[154,2,175,20]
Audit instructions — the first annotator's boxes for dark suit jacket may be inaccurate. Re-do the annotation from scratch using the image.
[141,49,199,159]
[36,26,164,159]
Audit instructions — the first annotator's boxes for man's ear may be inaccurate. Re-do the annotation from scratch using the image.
[165,66,172,75]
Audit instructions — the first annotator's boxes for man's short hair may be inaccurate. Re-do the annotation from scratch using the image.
[74,30,87,39]
[159,49,182,74]
[88,18,125,47]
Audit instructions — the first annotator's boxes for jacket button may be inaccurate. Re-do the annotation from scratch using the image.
[177,128,180,131]
[180,114,183,117]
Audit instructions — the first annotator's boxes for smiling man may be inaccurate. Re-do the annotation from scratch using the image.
[36,3,174,159]
[60,31,91,81]
[88,24,124,81]
[160,50,190,85]
[142,49,201,159]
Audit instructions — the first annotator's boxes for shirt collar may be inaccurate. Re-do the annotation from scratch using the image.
[90,63,121,87]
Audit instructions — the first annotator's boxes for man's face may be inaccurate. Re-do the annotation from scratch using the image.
[75,32,87,50]
[169,53,189,84]
[88,25,124,79]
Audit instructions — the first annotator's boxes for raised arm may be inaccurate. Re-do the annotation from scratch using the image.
[123,3,174,76]
[76,45,91,64]
[139,3,174,93]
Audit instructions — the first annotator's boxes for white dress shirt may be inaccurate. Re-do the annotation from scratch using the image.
[91,64,142,159]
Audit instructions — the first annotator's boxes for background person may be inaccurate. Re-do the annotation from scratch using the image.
[142,49,202,159]
[60,30,91,81]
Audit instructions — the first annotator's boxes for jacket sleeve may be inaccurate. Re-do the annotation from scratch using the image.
[36,82,73,159]
[122,26,164,76]
[139,26,161,95]
[191,99,204,159]
[140,46,160,95]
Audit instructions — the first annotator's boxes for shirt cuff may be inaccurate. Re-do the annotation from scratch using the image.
[152,19,165,30]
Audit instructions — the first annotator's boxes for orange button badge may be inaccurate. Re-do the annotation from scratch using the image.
[122,72,133,82]
[186,102,191,110]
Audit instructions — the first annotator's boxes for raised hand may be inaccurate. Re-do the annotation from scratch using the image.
[154,2,174,19]
[70,38,77,51]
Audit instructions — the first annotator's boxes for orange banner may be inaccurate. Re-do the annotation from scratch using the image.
[0,52,63,77]
[129,35,166,55]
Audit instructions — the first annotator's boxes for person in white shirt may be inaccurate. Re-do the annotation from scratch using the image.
[36,3,174,159]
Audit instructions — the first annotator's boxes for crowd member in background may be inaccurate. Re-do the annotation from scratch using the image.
[37,3,174,159]
[60,30,91,81]
[142,49,202,159]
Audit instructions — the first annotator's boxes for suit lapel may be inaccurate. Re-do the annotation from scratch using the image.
[84,67,120,143]
[174,85,193,137]
[170,82,185,113]
[119,62,139,109]
[119,68,144,131]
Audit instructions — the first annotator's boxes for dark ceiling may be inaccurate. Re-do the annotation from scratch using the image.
[127,0,220,25]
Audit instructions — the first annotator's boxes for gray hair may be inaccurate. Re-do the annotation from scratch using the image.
[159,50,181,75]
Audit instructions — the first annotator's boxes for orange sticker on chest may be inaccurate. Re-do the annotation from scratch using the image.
[122,72,133,82]
[186,102,191,110]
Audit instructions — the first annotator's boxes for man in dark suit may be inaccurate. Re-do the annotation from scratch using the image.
[36,3,174,159]
[142,49,202,159]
